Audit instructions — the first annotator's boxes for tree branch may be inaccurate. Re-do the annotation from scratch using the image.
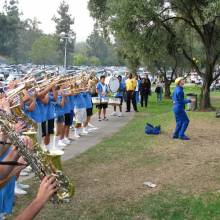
[182,47,203,77]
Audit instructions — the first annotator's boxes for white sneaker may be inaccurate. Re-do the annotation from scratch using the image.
[80,129,88,135]
[62,138,71,145]
[20,171,29,177]
[88,123,97,128]
[15,185,27,195]
[57,140,66,150]
[118,112,123,117]
[17,183,30,189]
[74,134,80,138]
[83,127,89,133]
[111,111,117,116]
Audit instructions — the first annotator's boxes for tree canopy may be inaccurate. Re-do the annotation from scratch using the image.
[88,0,220,109]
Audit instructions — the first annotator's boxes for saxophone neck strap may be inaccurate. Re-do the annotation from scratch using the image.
[0,161,26,166]
[0,141,12,145]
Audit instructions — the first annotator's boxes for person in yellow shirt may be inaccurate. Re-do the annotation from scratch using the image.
[125,73,138,112]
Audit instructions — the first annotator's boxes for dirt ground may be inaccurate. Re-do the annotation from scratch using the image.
[72,116,220,205]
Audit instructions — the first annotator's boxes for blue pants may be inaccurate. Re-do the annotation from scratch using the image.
[173,109,189,138]
[134,91,139,103]
[157,92,162,102]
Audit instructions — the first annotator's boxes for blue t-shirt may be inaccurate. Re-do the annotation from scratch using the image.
[23,101,43,123]
[69,95,75,109]
[115,82,125,97]
[63,96,72,114]
[0,147,16,214]
[96,82,109,98]
[73,93,86,109]
[54,95,65,117]
[45,93,56,120]
[82,92,92,109]
[36,99,47,122]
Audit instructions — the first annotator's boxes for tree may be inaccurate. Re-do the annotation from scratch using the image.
[53,0,75,65]
[0,0,23,62]
[30,35,59,65]
[16,18,43,63]
[88,0,220,110]
[72,53,88,66]
[86,28,108,63]
[88,56,101,66]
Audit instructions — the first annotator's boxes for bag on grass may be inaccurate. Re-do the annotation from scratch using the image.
[145,123,161,135]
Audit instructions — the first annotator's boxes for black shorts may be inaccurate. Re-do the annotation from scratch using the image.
[86,108,93,117]
[64,111,74,126]
[96,103,108,109]
[57,115,64,123]
[115,96,123,105]
[41,119,54,137]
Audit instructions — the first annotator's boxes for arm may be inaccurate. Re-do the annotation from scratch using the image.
[59,93,65,107]
[28,96,36,112]
[51,86,58,102]
[15,176,57,220]
[0,147,20,180]
[40,94,49,105]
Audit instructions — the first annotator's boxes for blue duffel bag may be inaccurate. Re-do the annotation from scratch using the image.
[145,123,161,135]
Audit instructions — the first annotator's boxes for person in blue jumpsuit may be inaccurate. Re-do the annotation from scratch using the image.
[172,77,191,140]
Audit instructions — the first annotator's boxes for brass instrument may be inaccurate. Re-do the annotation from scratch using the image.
[0,110,75,202]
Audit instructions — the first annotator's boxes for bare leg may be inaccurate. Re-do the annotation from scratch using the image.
[103,108,106,118]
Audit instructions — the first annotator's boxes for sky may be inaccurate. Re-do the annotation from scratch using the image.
[0,0,95,42]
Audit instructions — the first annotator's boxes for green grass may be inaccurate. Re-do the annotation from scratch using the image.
[11,86,220,220]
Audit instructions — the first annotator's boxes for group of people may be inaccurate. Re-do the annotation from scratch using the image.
[0,73,106,219]
[0,71,192,220]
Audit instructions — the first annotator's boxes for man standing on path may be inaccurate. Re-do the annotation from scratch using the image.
[96,75,109,121]
[125,73,138,112]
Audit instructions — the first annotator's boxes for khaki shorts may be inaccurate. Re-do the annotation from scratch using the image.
[74,108,86,124]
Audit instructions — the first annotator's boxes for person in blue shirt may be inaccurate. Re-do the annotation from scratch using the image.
[96,75,109,121]
[172,77,191,140]
[62,88,74,145]
[112,75,125,117]
[54,86,66,151]
[134,75,141,104]
[0,147,16,219]
[38,84,57,152]
[73,92,87,138]
[82,91,93,133]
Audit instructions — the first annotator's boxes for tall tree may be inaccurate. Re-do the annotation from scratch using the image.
[0,0,23,62]
[31,35,59,66]
[86,28,108,63]
[53,0,75,65]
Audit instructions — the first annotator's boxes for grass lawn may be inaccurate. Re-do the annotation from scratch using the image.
[11,86,220,220]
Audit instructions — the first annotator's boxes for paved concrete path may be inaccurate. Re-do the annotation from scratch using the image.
[21,107,134,181]
[62,107,134,161]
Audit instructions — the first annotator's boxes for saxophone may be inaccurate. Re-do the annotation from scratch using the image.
[0,110,75,202]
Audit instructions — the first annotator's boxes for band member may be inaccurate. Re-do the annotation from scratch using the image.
[54,86,66,151]
[73,92,87,138]
[111,75,125,117]
[125,73,138,112]
[14,176,57,220]
[82,91,93,133]
[172,77,191,140]
[96,75,109,121]
[0,121,32,219]
[39,83,57,152]
[63,93,73,145]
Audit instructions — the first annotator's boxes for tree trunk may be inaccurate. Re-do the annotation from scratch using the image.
[200,76,213,110]
[164,78,171,99]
